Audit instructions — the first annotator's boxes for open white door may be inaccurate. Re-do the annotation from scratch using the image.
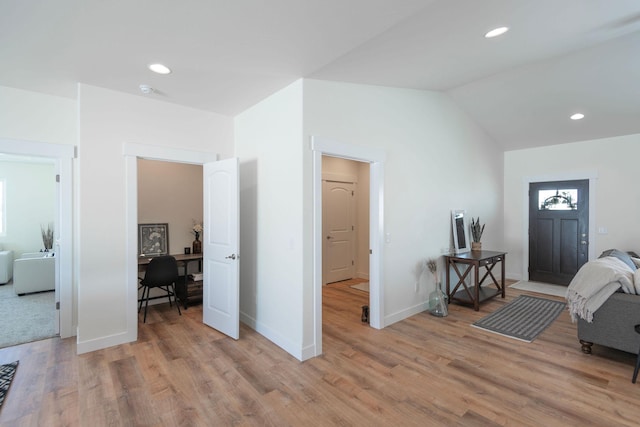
[203,157,239,339]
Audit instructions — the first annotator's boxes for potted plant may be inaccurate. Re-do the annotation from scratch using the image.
[470,217,485,251]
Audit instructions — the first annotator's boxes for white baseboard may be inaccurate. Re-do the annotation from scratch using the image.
[76,329,135,355]
[384,301,429,327]
[505,271,523,281]
[240,311,305,361]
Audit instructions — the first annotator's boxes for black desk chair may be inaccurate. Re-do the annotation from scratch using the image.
[139,255,182,323]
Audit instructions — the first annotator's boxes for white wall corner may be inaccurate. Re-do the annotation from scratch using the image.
[239,311,305,362]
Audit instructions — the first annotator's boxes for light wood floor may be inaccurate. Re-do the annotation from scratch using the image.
[1,279,640,426]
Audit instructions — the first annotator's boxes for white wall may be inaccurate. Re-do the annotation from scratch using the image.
[77,84,233,352]
[138,159,203,255]
[303,80,504,328]
[0,86,77,145]
[0,160,55,255]
[504,134,640,280]
[234,79,305,359]
[235,78,503,360]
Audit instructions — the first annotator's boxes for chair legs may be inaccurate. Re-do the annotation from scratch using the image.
[169,283,181,317]
[139,284,182,323]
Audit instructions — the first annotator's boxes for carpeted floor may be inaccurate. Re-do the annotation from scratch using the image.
[0,283,56,349]
[472,295,566,342]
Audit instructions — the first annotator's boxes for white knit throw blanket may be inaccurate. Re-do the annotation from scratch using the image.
[565,256,636,323]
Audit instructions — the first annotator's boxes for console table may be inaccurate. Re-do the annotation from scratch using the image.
[445,250,506,311]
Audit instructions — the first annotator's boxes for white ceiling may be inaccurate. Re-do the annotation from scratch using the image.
[2,0,640,151]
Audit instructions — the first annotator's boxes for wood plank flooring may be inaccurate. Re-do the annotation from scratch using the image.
[1,279,640,426]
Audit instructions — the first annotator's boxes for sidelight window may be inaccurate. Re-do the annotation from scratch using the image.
[538,189,578,210]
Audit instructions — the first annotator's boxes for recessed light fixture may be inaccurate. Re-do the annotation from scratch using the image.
[148,63,171,74]
[485,27,509,38]
[570,113,585,120]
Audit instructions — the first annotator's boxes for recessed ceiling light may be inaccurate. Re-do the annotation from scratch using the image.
[148,63,171,74]
[485,27,509,38]
[570,113,585,120]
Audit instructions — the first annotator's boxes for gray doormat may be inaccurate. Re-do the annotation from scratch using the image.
[472,295,565,342]
[350,282,369,292]
[509,280,567,297]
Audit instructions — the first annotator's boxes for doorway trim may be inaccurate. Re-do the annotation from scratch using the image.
[311,136,385,357]
[521,171,597,281]
[0,138,75,339]
[123,142,217,343]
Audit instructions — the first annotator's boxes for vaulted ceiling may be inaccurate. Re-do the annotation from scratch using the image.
[2,0,639,151]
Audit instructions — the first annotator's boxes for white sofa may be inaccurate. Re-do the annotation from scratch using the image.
[0,250,13,284]
[13,252,55,295]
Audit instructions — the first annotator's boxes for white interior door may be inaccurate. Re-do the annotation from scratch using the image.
[203,157,239,339]
[323,181,355,284]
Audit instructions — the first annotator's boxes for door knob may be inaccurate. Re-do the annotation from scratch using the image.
[326,236,333,240]
[225,254,236,260]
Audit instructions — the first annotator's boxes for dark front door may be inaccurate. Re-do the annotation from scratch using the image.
[529,179,589,285]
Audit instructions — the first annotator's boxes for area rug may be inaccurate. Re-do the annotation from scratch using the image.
[472,295,566,342]
[509,280,567,298]
[350,282,369,292]
[0,361,19,409]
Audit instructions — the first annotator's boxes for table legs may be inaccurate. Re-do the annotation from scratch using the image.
[446,256,506,311]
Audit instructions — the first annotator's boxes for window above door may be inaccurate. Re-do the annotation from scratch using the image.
[538,189,578,211]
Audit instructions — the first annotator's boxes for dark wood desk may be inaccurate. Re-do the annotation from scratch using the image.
[138,253,203,309]
[445,250,506,311]
[138,253,203,267]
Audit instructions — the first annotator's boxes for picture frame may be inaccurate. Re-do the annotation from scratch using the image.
[138,223,169,256]
[451,210,470,254]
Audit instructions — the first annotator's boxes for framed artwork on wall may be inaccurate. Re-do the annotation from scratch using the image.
[138,223,169,256]
[451,210,470,254]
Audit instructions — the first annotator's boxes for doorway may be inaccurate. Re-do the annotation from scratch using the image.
[311,136,385,358]
[323,177,360,285]
[137,159,203,308]
[321,157,370,332]
[0,138,75,340]
[528,179,589,285]
[323,180,356,284]
[125,143,240,344]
